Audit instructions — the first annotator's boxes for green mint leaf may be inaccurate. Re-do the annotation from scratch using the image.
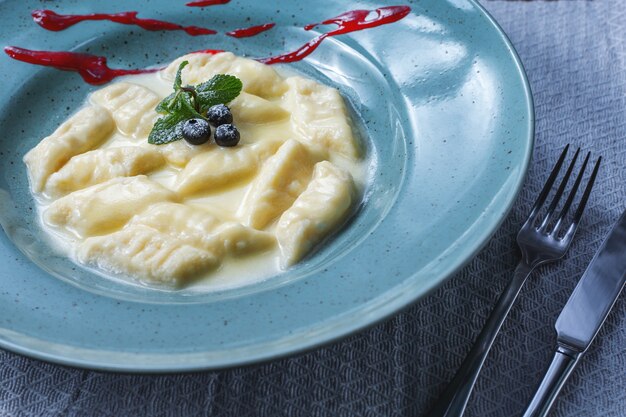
[196,74,243,112]
[147,112,186,145]
[155,92,177,114]
[148,91,202,145]
[154,61,190,114]
[174,60,189,90]
[170,90,198,114]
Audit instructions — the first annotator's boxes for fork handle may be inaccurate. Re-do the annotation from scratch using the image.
[428,261,534,417]
[522,346,580,417]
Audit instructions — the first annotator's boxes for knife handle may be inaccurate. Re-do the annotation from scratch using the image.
[522,345,580,417]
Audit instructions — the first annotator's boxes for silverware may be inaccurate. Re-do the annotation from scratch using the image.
[428,145,601,417]
[522,208,626,417]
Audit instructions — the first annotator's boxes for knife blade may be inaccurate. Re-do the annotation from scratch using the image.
[555,208,626,352]
[523,208,626,417]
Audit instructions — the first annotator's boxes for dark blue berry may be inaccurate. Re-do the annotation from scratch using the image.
[206,104,233,126]
[214,124,240,147]
[181,118,211,145]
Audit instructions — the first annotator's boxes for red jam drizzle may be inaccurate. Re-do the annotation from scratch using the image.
[226,23,275,38]
[32,9,217,36]
[5,6,411,83]
[186,0,230,7]
[258,6,411,64]
[3,46,161,85]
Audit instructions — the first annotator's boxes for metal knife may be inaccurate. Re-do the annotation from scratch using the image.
[522,208,626,417]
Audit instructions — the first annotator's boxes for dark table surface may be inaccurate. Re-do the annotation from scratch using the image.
[2,1,625,416]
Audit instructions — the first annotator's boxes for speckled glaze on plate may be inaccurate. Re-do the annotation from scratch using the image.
[0,0,533,371]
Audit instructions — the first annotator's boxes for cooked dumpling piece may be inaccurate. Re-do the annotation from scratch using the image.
[163,52,287,98]
[23,106,114,193]
[91,82,160,138]
[129,202,275,256]
[158,140,212,168]
[44,176,175,237]
[76,203,276,285]
[77,225,219,286]
[175,139,283,195]
[284,76,360,160]
[175,146,256,194]
[240,139,316,230]
[275,161,355,266]
[229,92,289,124]
[45,147,165,197]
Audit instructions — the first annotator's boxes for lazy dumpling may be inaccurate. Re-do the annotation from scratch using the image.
[275,161,355,266]
[163,52,287,98]
[44,176,175,237]
[240,139,316,230]
[23,105,114,193]
[229,92,289,124]
[45,147,165,197]
[76,202,276,285]
[159,140,212,168]
[77,224,219,286]
[91,82,160,138]
[129,202,275,256]
[175,139,282,195]
[284,76,360,160]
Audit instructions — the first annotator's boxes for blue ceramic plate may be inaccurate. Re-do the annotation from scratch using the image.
[0,0,533,371]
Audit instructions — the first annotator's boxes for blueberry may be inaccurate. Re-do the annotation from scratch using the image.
[206,104,233,126]
[214,124,240,147]
[181,118,211,145]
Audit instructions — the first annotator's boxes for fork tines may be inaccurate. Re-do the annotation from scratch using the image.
[528,144,601,238]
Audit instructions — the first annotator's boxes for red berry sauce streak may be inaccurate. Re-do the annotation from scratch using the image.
[226,23,275,38]
[259,6,411,64]
[3,46,161,85]
[3,47,221,85]
[186,0,230,7]
[4,5,410,85]
[32,9,217,36]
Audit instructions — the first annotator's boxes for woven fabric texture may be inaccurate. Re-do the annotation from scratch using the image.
[2,1,625,416]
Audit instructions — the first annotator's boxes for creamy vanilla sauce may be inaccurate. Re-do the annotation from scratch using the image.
[31,65,368,291]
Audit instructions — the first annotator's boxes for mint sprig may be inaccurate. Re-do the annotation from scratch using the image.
[148,61,243,145]
[148,95,199,145]
[196,75,242,113]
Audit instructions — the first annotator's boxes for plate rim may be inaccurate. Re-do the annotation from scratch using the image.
[0,0,535,372]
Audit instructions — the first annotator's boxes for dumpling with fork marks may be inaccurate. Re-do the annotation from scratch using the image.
[77,203,276,285]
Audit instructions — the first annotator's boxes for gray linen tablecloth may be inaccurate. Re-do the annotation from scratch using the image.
[1,1,625,416]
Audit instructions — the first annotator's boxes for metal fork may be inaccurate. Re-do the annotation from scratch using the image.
[428,145,601,417]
